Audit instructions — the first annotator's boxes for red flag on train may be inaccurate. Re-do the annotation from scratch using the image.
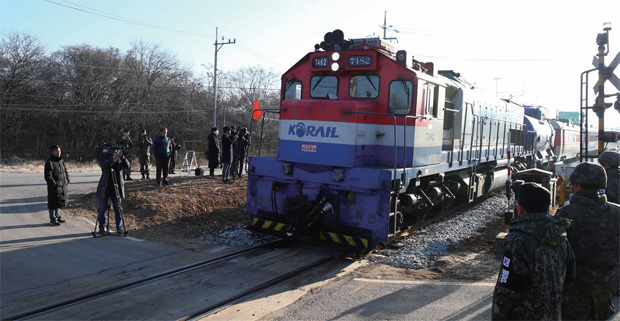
[252,98,264,120]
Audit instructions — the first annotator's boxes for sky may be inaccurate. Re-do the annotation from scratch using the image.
[2,0,620,127]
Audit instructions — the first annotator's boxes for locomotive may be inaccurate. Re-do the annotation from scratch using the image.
[246,29,600,252]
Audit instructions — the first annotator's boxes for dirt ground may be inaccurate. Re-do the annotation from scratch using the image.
[64,174,250,249]
[63,173,507,281]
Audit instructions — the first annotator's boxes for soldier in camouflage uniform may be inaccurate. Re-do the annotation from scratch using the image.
[556,162,620,320]
[492,182,575,320]
[598,151,620,204]
[137,129,152,179]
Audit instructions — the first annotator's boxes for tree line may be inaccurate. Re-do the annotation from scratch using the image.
[0,31,281,162]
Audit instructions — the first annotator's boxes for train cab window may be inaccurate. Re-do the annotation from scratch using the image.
[284,81,302,100]
[349,75,379,98]
[388,80,413,115]
[310,75,338,98]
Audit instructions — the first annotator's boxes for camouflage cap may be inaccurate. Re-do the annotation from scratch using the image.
[517,182,551,208]
[598,151,620,167]
[569,162,607,188]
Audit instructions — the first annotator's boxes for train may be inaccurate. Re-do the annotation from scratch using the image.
[245,29,606,253]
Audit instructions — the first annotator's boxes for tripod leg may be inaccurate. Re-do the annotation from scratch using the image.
[106,198,111,235]
[92,204,100,237]
[118,202,128,236]
[110,167,126,234]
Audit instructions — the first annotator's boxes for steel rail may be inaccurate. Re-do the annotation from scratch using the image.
[182,253,335,320]
[2,239,287,321]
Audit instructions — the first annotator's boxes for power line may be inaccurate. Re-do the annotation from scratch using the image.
[1,105,214,114]
[0,77,280,91]
[44,0,211,38]
[43,1,285,73]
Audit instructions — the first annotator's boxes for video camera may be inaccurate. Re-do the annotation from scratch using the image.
[95,143,128,159]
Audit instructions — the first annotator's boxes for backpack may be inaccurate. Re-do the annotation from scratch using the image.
[195,167,205,176]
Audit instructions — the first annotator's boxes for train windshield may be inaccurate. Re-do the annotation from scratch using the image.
[388,80,413,115]
[349,75,379,98]
[284,80,302,100]
[310,75,338,98]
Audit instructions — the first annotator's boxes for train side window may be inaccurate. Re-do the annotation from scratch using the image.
[284,81,302,100]
[423,83,438,117]
[388,80,413,115]
[349,75,379,98]
[310,75,338,98]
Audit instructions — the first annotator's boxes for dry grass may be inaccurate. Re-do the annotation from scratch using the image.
[0,156,99,173]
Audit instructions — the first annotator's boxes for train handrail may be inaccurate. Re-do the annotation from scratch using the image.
[345,111,400,190]
[404,115,426,183]
[248,108,286,158]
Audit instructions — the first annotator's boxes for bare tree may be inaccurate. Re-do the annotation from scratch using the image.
[0,34,282,161]
[0,32,47,143]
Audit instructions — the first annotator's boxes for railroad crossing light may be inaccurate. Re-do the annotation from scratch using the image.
[615,97,620,112]
[597,33,608,46]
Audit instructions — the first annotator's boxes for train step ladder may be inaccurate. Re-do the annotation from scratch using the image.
[179,150,198,176]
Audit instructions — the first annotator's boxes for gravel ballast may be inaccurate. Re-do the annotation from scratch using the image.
[201,193,509,271]
[369,193,508,269]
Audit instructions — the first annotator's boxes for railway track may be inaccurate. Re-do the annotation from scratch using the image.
[3,240,334,321]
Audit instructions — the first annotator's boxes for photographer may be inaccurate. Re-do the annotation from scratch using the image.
[115,129,133,180]
[137,129,152,179]
[95,146,129,235]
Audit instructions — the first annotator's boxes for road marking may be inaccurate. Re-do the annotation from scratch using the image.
[353,278,495,287]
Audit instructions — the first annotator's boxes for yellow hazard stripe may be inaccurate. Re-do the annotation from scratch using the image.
[252,218,291,232]
[319,231,370,249]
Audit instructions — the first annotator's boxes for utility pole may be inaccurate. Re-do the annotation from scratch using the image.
[381,11,398,42]
[212,27,235,128]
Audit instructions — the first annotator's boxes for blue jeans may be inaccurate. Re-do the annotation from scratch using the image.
[222,163,231,181]
[48,208,60,221]
[97,192,122,229]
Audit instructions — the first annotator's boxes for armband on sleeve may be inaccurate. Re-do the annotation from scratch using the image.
[496,252,530,293]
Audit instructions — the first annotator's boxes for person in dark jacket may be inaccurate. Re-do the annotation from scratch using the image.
[152,127,172,186]
[169,137,181,174]
[598,150,620,204]
[220,126,235,184]
[95,148,129,235]
[492,182,575,320]
[556,162,620,320]
[44,145,70,226]
[206,127,219,178]
[115,129,133,181]
[232,128,249,179]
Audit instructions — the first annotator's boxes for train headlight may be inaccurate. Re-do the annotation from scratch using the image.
[331,62,339,72]
[281,164,292,175]
[331,52,341,61]
[332,169,344,181]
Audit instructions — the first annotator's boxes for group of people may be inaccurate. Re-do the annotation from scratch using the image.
[115,128,181,184]
[206,125,249,184]
[492,151,620,320]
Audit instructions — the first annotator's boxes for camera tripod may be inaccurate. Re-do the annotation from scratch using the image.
[92,167,128,237]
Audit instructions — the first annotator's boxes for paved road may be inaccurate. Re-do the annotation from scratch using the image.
[0,171,193,317]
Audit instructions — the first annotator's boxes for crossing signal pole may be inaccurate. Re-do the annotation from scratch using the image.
[212,27,235,128]
[581,22,620,161]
